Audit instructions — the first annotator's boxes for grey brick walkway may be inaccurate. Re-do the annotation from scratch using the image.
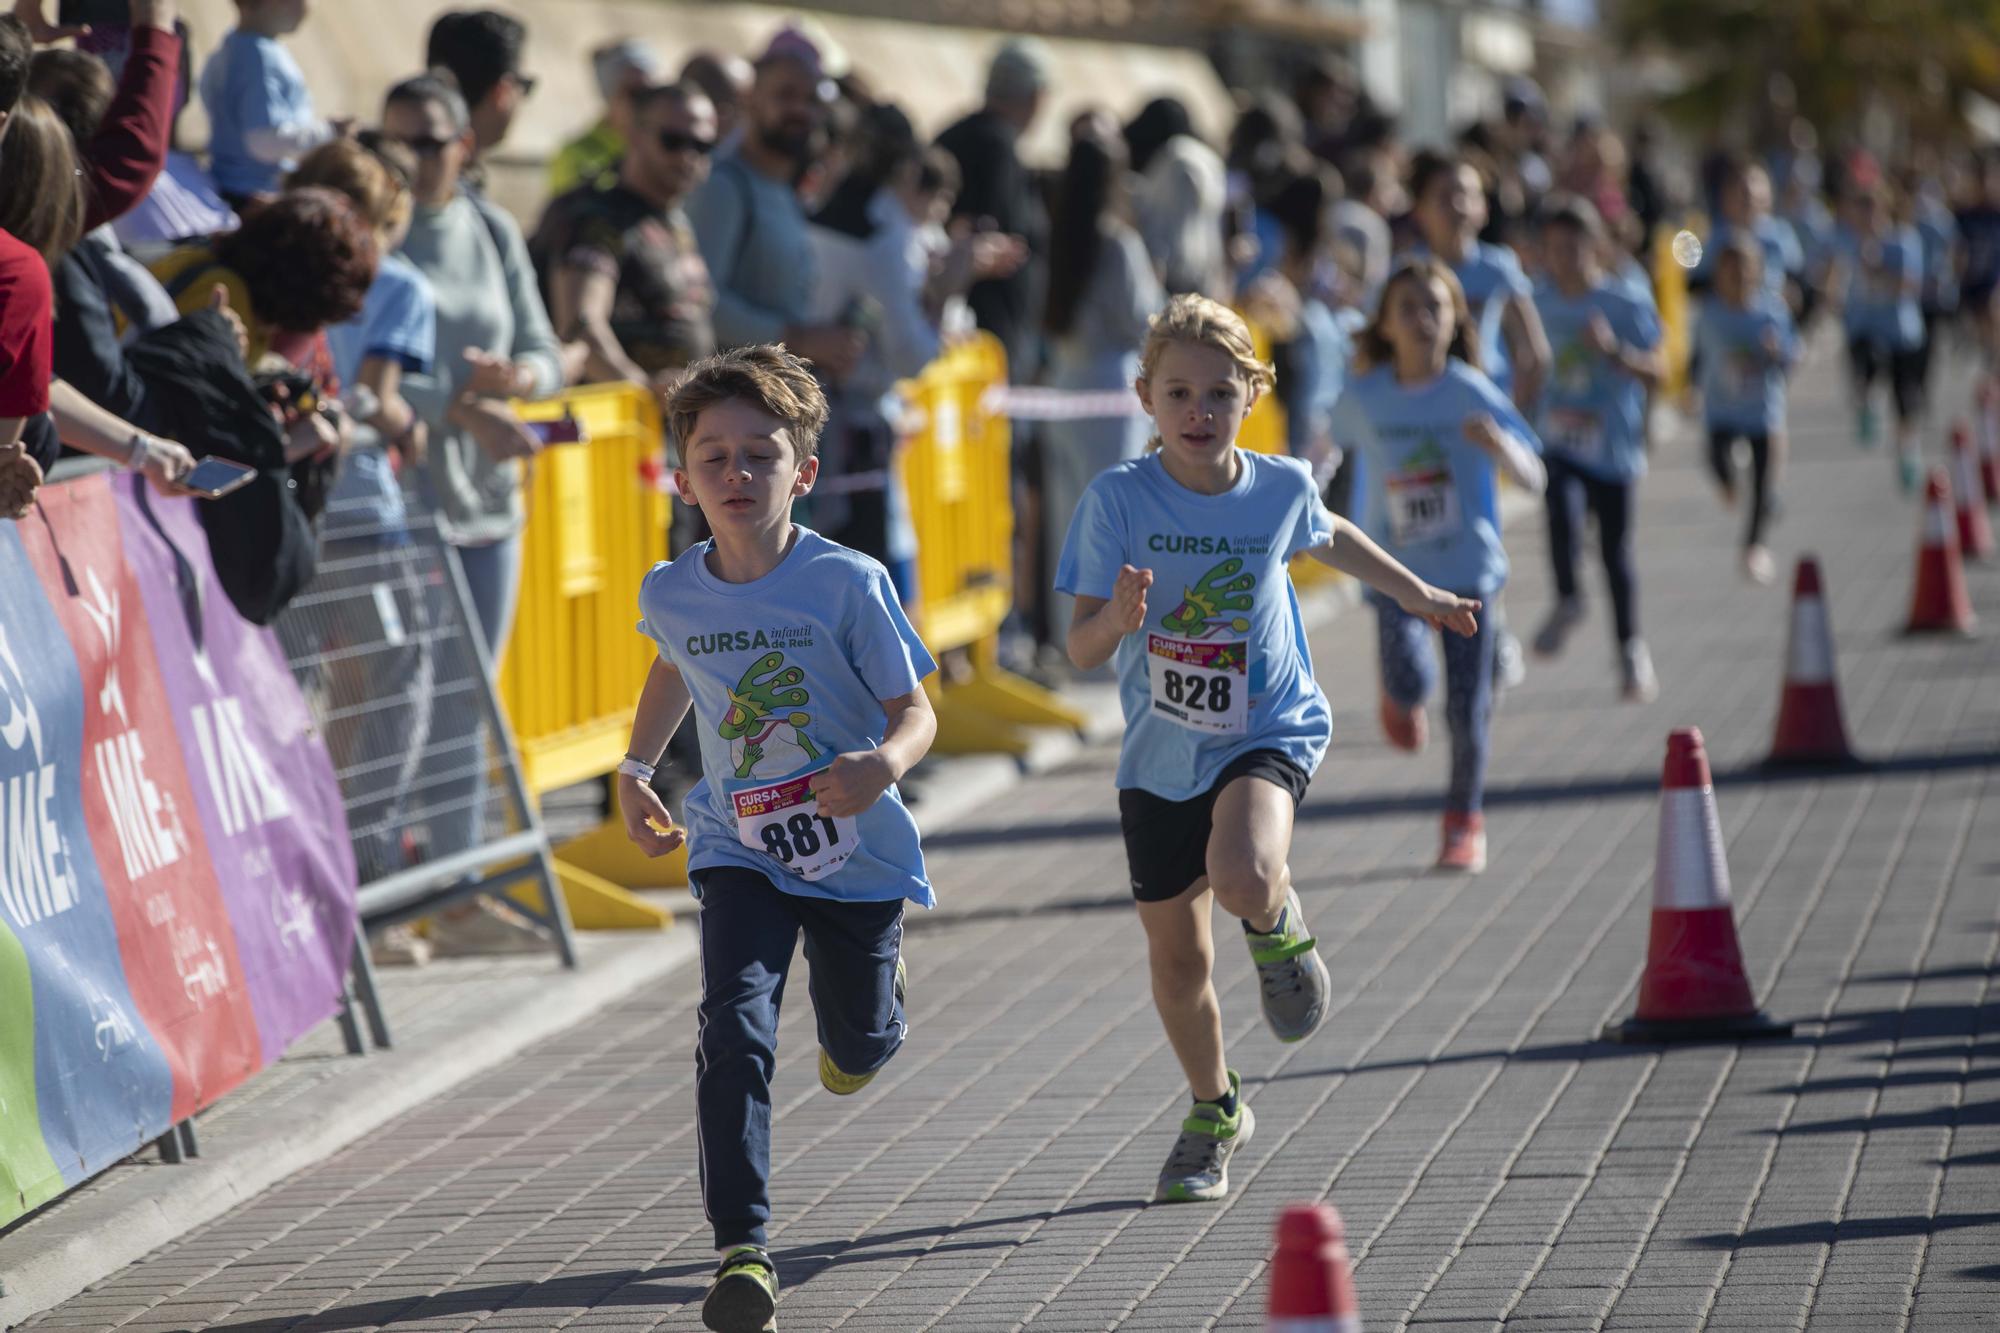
[18,343,2000,1331]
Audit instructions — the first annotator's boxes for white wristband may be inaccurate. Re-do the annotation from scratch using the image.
[616,756,656,783]
[122,433,152,473]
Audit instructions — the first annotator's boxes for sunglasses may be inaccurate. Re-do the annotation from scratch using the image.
[510,71,538,98]
[658,130,717,156]
[385,133,456,157]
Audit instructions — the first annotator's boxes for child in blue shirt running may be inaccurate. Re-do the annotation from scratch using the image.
[1332,257,1546,874]
[619,346,939,1333]
[1829,182,1929,490]
[1528,196,1666,702]
[1694,236,1799,585]
[1057,295,1478,1205]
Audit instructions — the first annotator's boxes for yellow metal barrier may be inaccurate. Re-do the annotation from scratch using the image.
[900,334,1089,755]
[1654,217,1697,397]
[502,383,683,926]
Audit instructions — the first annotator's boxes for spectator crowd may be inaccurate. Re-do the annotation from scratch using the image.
[3,0,1995,900]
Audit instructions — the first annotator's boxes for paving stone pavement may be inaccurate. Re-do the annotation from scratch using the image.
[15,343,2000,1332]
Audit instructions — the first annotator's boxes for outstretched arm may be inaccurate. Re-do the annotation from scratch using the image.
[617,656,694,857]
[1306,516,1481,635]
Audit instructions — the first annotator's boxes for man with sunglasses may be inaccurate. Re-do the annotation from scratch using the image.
[532,82,718,399]
[424,8,532,163]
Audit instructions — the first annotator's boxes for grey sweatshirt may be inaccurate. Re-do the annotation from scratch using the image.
[400,190,563,546]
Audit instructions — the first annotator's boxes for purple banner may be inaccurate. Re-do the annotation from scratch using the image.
[112,477,358,1063]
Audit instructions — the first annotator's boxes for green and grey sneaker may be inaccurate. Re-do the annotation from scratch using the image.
[1155,1072,1255,1202]
[1244,889,1330,1042]
[703,1245,777,1332]
[819,956,906,1095]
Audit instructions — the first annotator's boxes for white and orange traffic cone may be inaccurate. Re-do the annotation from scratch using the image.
[1766,557,1858,769]
[1906,467,1977,636]
[1977,378,2000,504]
[1268,1204,1360,1332]
[1950,422,1995,559]
[1602,729,1792,1044]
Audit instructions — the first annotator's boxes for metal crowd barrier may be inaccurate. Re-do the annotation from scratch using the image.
[276,475,576,1048]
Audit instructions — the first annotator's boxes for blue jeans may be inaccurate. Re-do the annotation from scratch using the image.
[693,867,907,1250]
[435,534,522,858]
[1374,591,1496,815]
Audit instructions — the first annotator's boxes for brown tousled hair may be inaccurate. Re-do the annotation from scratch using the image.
[664,344,831,464]
[1355,256,1482,374]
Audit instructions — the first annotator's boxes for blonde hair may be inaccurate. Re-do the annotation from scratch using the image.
[1138,293,1276,397]
[664,344,830,463]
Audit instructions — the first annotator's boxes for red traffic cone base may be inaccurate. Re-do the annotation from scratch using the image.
[1765,556,1861,770]
[1268,1203,1360,1332]
[1604,729,1792,1044]
[1905,467,1977,636]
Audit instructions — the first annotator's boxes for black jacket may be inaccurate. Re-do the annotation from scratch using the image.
[121,308,317,624]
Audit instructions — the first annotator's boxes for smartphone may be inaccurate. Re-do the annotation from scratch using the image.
[530,414,588,446]
[182,457,258,499]
[60,0,130,26]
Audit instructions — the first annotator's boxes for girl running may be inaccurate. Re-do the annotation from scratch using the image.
[1695,235,1799,584]
[1057,294,1478,1203]
[1332,258,1546,874]
[1829,181,1928,490]
[1527,196,1666,702]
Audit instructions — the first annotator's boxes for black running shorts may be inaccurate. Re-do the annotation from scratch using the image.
[1117,749,1311,903]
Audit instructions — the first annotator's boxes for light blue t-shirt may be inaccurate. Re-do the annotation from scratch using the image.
[1533,278,1663,483]
[1696,216,1802,302]
[1695,298,1795,435]
[1835,225,1925,350]
[636,529,939,905]
[326,255,436,539]
[1055,451,1335,801]
[1332,361,1534,598]
[1408,241,1532,394]
[199,28,317,198]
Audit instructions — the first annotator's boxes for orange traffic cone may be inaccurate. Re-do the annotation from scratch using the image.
[1766,557,1859,769]
[1906,468,1977,636]
[1950,423,1995,559]
[1602,729,1792,1044]
[1268,1204,1360,1332]
[1978,379,2000,504]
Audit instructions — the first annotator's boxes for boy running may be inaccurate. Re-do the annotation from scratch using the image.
[1058,295,1478,1203]
[619,346,937,1333]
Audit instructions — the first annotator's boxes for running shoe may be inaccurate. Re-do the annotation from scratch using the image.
[1244,888,1330,1042]
[1897,449,1921,495]
[1435,811,1487,874]
[1155,1072,1255,1202]
[703,1246,778,1333]
[1532,597,1587,659]
[1742,545,1776,585]
[1378,690,1427,753]
[1856,403,1878,448]
[819,956,906,1096]
[1494,626,1528,690]
[1620,639,1659,703]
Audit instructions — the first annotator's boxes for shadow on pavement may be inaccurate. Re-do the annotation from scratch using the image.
[1769,1068,2000,1095]
[774,1197,1148,1287]
[207,1264,715,1331]
[1853,963,1998,983]
[1767,1097,1999,1138]
[921,746,2000,852]
[1688,1212,2000,1249]
[1251,1001,1998,1085]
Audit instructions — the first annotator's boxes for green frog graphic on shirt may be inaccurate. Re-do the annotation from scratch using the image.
[719,651,824,779]
[1159,557,1255,641]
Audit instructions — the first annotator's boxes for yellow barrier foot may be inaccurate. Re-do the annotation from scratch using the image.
[508,817,686,930]
[946,663,1089,733]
